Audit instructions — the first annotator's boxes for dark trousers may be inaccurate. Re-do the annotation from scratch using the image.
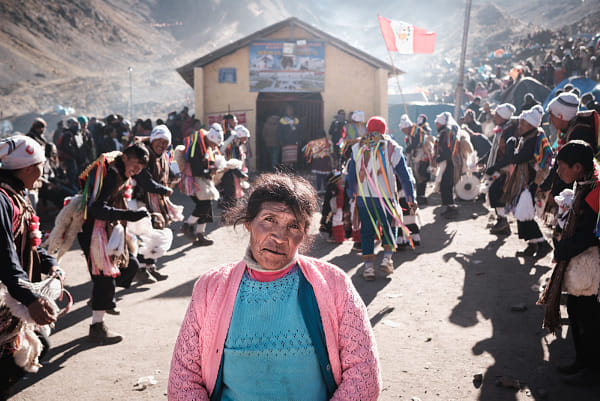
[190,196,213,223]
[567,294,600,369]
[440,161,455,205]
[89,252,139,310]
[488,174,507,209]
[78,231,139,311]
[416,181,427,198]
[516,220,543,241]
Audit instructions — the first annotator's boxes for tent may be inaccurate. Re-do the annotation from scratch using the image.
[498,77,551,113]
[542,76,600,109]
[388,102,454,144]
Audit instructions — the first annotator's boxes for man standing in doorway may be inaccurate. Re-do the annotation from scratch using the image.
[277,105,301,169]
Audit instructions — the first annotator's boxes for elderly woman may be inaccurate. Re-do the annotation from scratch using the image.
[168,173,381,401]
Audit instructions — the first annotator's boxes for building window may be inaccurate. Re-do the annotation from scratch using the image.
[219,68,237,83]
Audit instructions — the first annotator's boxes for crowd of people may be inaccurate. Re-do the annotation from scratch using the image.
[1,78,600,398]
[0,109,253,397]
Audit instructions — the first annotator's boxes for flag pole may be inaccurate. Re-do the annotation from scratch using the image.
[454,0,472,121]
[377,14,410,118]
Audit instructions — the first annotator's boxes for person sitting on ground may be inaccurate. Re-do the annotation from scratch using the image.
[168,173,382,400]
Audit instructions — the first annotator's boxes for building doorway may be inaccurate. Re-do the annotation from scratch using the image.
[255,92,323,171]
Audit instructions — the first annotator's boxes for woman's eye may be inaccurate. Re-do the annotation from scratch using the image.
[288,223,300,230]
[264,216,275,223]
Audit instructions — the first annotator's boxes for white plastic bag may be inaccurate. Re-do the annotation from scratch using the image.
[107,223,127,260]
[513,188,535,221]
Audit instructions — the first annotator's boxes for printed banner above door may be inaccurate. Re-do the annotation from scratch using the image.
[249,40,325,92]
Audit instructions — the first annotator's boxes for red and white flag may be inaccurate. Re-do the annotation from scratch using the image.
[378,16,436,54]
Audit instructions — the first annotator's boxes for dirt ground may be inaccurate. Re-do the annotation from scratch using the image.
[8,188,600,401]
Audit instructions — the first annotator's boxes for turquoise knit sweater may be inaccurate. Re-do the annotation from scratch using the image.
[221,267,327,401]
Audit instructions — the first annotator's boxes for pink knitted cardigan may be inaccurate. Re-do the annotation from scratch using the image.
[168,255,382,400]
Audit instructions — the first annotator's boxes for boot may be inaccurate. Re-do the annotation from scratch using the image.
[490,217,511,235]
[517,243,538,257]
[135,267,157,284]
[180,222,195,239]
[89,322,123,345]
[534,241,553,259]
[194,233,214,246]
[148,265,168,281]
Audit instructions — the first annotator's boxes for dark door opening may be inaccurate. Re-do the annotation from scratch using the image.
[255,92,323,171]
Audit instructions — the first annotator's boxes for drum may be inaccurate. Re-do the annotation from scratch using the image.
[455,174,481,201]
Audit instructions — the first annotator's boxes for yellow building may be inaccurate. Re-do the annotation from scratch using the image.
[177,17,400,170]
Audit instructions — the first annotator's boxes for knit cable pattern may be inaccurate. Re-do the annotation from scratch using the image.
[168,257,382,401]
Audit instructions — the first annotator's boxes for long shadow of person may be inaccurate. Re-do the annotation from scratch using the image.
[444,239,597,400]
[11,336,95,397]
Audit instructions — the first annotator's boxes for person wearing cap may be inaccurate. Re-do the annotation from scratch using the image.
[78,115,96,168]
[346,116,415,280]
[345,111,367,140]
[130,125,181,283]
[485,103,518,235]
[0,136,64,396]
[77,143,151,344]
[399,114,432,204]
[179,123,225,246]
[26,118,48,148]
[218,124,251,210]
[502,105,553,259]
[434,112,460,217]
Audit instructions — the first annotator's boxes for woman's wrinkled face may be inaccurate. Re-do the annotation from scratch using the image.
[245,201,306,270]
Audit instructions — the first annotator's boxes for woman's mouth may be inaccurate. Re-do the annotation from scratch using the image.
[262,248,284,256]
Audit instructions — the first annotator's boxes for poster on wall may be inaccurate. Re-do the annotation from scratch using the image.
[249,40,325,92]
[207,112,247,126]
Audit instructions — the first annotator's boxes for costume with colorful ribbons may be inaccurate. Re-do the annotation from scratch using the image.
[78,151,121,220]
[347,133,415,251]
[533,132,554,170]
[448,124,460,157]
[303,138,331,163]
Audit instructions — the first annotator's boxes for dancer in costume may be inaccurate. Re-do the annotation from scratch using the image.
[484,103,517,235]
[303,133,333,194]
[0,136,65,397]
[399,114,433,205]
[178,123,225,246]
[77,144,150,344]
[346,117,416,281]
[434,112,461,218]
[131,125,183,283]
[502,106,553,259]
[218,125,250,210]
[319,170,345,243]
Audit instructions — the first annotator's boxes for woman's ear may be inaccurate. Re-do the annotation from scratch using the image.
[244,221,250,232]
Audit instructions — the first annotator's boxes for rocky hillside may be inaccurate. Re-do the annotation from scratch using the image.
[0,0,597,128]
